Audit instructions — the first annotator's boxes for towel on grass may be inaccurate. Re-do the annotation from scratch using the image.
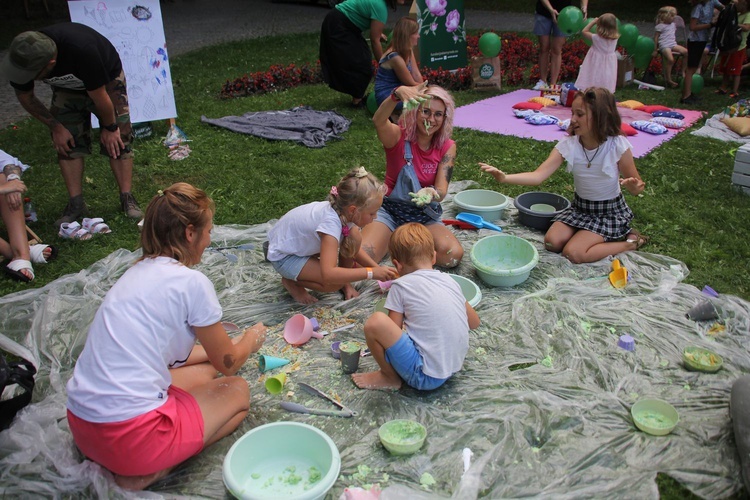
[201,106,351,148]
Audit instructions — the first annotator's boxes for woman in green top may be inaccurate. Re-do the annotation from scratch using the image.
[320,0,404,107]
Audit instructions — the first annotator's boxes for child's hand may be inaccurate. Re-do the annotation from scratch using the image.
[243,322,267,352]
[374,266,398,281]
[0,178,26,196]
[478,162,506,182]
[620,177,645,195]
[409,187,438,207]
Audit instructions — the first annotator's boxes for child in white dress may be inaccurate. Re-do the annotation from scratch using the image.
[654,6,688,88]
[479,87,648,264]
[575,13,620,93]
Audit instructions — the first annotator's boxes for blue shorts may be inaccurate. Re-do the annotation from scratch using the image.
[270,253,311,280]
[533,14,567,38]
[375,206,442,232]
[385,333,448,391]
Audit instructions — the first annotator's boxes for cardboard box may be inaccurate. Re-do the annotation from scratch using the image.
[617,56,634,88]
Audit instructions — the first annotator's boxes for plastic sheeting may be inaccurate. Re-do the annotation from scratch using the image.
[1,181,749,499]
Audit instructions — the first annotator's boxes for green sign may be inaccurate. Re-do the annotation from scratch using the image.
[415,0,467,71]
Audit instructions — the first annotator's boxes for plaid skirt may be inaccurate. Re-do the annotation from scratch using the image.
[552,192,633,241]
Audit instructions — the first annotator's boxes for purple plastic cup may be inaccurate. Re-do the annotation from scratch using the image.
[618,334,635,351]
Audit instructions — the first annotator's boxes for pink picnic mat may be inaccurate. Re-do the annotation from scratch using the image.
[454,89,704,158]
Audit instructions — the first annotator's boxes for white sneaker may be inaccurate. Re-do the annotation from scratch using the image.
[532,79,547,91]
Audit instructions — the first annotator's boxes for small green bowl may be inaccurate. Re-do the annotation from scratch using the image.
[378,419,426,455]
[631,399,679,436]
[683,346,723,373]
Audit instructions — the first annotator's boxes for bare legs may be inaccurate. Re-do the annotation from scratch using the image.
[0,191,31,279]
[544,221,644,264]
[351,312,403,390]
[115,355,254,490]
[537,34,551,84]
[548,36,565,86]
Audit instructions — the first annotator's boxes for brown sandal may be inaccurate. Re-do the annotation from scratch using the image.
[626,230,649,249]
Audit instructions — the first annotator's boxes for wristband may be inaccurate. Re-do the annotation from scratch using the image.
[390,88,400,102]
[366,267,373,280]
[5,174,20,182]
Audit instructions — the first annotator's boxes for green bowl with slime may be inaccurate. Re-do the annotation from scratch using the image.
[378,419,427,455]
[631,398,679,436]
[682,346,723,373]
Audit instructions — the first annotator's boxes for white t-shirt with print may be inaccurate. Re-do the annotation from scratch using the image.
[66,257,222,423]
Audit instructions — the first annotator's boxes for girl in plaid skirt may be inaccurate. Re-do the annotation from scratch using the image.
[479,87,648,264]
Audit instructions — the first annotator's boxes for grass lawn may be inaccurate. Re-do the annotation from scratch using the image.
[0,25,747,499]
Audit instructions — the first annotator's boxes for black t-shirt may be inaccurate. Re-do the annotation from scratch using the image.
[535,0,573,19]
[11,22,122,92]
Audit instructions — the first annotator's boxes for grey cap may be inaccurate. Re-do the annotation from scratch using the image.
[1,31,57,84]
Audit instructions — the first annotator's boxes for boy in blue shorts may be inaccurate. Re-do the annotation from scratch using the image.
[352,223,480,391]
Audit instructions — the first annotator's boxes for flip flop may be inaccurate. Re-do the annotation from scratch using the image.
[4,259,34,282]
[59,221,92,241]
[626,230,650,250]
[82,217,112,234]
[29,244,58,264]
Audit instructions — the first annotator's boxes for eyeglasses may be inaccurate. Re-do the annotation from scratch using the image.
[420,108,445,120]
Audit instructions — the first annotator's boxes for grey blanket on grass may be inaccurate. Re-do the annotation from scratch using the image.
[201,106,351,148]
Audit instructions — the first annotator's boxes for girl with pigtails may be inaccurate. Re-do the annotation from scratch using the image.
[266,167,398,304]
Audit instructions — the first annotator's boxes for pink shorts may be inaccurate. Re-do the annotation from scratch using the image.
[67,385,204,476]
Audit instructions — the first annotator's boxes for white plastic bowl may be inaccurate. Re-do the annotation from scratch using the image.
[223,422,340,500]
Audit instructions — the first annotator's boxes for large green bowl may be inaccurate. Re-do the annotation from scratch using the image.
[448,274,482,308]
[470,234,539,287]
[378,419,427,455]
[453,189,510,222]
[631,399,679,436]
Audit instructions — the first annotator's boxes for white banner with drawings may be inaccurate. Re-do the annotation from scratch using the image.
[67,0,176,124]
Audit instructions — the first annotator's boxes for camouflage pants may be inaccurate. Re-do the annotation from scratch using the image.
[50,70,134,160]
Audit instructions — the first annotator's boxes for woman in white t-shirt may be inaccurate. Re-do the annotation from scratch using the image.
[66,182,267,491]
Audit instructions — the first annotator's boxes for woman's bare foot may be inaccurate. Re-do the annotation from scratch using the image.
[342,283,360,300]
[115,467,172,490]
[351,370,402,390]
[667,81,679,88]
[281,278,318,304]
[244,323,267,353]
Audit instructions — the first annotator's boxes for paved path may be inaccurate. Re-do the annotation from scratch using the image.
[0,0,654,130]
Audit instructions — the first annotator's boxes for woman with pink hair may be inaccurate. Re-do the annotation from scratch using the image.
[361,82,463,268]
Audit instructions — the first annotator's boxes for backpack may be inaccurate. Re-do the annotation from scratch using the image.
[0,353,36,430]
[713,2,742,53]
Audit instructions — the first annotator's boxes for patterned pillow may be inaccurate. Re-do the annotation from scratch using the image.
[721,116,750,136]
[525,113,559,125]
[651,116,685,129]
[528,97,557,107]
[513,101,544,110]
[513,108,540,119]
[618,100,645,110]
[621,123,638,136]
[637,104,671,113]
[557,118,570,130]
[631,120,668,135]
[652,110,685,120]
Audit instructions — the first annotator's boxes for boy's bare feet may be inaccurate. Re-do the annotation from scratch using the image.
[351,370,402,390]
[281,278,318,304]
[342,283,360,300]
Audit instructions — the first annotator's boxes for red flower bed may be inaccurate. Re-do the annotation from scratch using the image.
[220,33,658,98]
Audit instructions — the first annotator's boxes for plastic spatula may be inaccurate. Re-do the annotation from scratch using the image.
[456,212,502,232]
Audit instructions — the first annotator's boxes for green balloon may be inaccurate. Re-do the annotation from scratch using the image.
[478,32,501,58]
[557,6,584,35]
[366,92,378,115]
[618,23,640,52]
[688,74,705,93]
[632,35,655,69]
